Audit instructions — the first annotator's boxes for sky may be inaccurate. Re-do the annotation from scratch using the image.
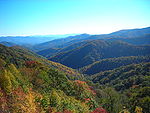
[0,0,150,36]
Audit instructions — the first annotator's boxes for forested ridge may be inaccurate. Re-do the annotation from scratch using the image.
[80,56,150,75]
[0,26,150,113]
[91,62,150,113]
[0,44,108,113]
[0,42,149,113]
[49,40,150,69]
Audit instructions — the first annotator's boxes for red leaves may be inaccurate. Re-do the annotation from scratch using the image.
[74,80,97,99]
[86,86,96,95]
[11,87,26,101]
[91,107,108,113]
[25,61,37,65]
[84,98,91,103]
[85,98,91,101]
[25,61,38,68]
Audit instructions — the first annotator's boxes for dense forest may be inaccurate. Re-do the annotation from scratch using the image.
[49,40,150,68]
[91,62,150,113]
[0,44,149,113]
[80,56,150,75]
[0,27,150,113]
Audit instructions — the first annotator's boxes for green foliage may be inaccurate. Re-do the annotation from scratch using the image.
[49,40,150,69]
[0,44,82,79]
[119,108,130,113]
[49,89,61,107]
[92,62,150,91]
[0,58,6,69]
[0,43,149,113]
[0,69,12,93]
[96,87,122,113]
[128,87,150,113]
[49,89,90,113]
[80,56,150,75]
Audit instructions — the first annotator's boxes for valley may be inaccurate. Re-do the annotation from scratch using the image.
[0,27,150,113]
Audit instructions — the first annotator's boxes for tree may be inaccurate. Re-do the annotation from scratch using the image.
[135,106,143,113]
[98,87,122,113]
[0,69,12,93]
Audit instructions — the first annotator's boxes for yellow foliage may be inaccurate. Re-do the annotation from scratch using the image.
[135,106,143,113]
[49,89,89,113]
[119,107,130,113]
[10,89,39,113]
[0,69,12,93]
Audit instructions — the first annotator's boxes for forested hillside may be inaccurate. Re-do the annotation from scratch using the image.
[1,44,149,113]
[1,0,150,112]
[37,40,88,58]
[49,40,150,69]
[0,44,82,79]
[31,27,150,53]
[91,62,150,90]
[91,62,150,113]
[105,34,150,45]
[80,56,150,75]
[0,27,150,113]
[32,34,91,52]
[0,44,111,113]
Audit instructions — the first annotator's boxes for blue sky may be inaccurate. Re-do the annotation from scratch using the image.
[0,0,150,36]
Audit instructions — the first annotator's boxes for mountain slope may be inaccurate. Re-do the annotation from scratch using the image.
[37,48,60,57]
[0,44,103,113]
[32,34,91,52]
[90,62,150,113]
[80,56,150,75]
[104,34,150,45]
[0,41,17,47]
[90,27,150,40]
[32,27,150,52]
[49,40,150,69]
[108,27,150,38]
[0,44,82,79]
[91,62,150,91]
[0,34,79,45]
[0,44,149,113]
[36,33,150,58]
[37,40,88,58]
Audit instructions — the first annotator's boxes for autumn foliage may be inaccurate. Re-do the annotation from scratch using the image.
[0,44,148,113]
[91,107,108,113]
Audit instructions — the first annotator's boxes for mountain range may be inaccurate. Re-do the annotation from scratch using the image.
[31,27,150,51]
[0,26,150,113]
[49,40,150,68]
[0,34,79,45]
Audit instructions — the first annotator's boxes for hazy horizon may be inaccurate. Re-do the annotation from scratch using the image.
[0,26,150,37]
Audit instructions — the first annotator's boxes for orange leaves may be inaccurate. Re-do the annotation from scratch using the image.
[9,87,39,113]
[91,107,108,113]
[12,87,26,101]
[74,80,86,84]
[25,61,39,68]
